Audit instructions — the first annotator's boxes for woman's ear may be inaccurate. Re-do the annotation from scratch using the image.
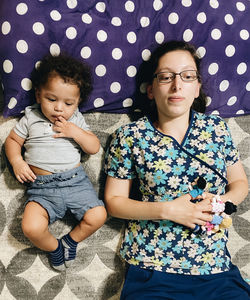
[147,84,154,100]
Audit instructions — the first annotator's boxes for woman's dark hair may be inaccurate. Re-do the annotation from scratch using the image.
[135,40,207,122]
[31,53,93,103]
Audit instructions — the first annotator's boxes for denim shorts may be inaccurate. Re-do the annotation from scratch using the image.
[26,166,104,224]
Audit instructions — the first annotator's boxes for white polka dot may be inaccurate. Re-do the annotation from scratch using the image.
[112,48,122,60]
[219,80,229,92]
[80,46,91,59]
[50,10,61,21]
[236,2,245,11]
[155,31,164,44]
[240,29,249,40]
[110,82,121,93]
[111,17,122,26]
[183,29,193,42]
[125,1,135,12]
[95,64,106,77]
[94,98,104,108]
[237,62,247,75]
[208,63,219,75]
[67,0,77,9]
[227,96,237,106]
[182,0,192,7]
[16,40,28,54]
[127,31,137,44]
[16,3,28,15]
[50,43,60,56]
[211,28,221,40]
[123,98,133,107]
[197,12,207,24]
[209,0,219,9]
[96,2,106,12]
[211,110,220,115]
[168,12,179,24]
[82,13,92,24]
[224,14,234,25]
[97,30,107,42]
[225,45,235,57]
[35,60,41,69]
[153,0,163,11]
[140,17,150,28]
[1,21,11,35]
[142,49,151,61]
[246,82,250,91]
[140,82,147,94]
[206,96,212,106]
[21,78,32,91]
[8,97,17,109]
[32,22,45,35]
[3,60,13,73]
[236,110,245,115]
[127,65,137,77]
[197,46,206,58]
[66,27,77,39]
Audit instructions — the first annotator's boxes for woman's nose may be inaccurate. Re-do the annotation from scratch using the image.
[171,75,182,91]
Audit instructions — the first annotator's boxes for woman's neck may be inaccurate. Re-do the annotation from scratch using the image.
[154,113,190,143]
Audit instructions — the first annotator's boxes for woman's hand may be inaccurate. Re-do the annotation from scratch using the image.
[164,194,213,229]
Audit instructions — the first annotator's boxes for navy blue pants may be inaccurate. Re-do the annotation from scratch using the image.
[120,264,250,300]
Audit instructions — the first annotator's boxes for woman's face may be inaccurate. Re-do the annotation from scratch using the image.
[147,50,201,121]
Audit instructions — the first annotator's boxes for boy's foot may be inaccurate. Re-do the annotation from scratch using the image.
[61,234,78,268]
[49,239,65,271]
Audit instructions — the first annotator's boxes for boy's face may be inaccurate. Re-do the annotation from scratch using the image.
[36,75,80,123]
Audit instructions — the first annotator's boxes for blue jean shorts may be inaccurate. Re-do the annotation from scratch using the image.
[26,166,104,224]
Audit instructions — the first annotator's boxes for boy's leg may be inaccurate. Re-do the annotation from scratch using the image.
[62,206,107,267]
[22,201,65,271]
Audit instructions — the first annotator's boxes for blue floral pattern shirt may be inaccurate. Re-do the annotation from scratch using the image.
[104,111,239,275]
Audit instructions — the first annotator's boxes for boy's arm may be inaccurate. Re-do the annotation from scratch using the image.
[53,116,100,155]
[5,129,36,183]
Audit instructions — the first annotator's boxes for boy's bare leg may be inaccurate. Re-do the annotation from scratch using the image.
[22,202,65,270]
[22,201,57,251]
[62,206,107,267]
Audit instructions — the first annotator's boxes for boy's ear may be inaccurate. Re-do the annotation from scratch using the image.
[35,89,41,103]
[147,84,154,100]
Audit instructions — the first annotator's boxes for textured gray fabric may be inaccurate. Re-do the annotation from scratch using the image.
[0,86,249,298]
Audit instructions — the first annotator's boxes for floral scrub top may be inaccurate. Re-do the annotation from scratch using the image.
[104,111,239,275]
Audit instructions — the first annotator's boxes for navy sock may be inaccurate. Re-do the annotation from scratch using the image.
[61,233,78,267]
[49,239,65,271]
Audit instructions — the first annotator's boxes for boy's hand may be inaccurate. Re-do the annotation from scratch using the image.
[53,116,77,139]
[12,159,37,183]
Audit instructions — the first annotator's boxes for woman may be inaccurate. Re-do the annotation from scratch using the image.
[104,41,250,299]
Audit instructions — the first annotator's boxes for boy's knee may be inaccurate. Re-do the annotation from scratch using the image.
[22,219,44,239]
[83,206,107,228]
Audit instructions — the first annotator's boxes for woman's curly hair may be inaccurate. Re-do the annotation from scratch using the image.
[31,53,93,103]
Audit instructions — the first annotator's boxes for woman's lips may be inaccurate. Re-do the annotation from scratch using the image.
[168,96,184,102]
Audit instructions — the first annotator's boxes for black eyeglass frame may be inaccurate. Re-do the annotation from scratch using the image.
[153,70,199,83]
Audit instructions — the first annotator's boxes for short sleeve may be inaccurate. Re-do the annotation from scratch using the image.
[221,119,239,167]
[104,126,136,179]
[75,111,90,131]
[13,114,28,139]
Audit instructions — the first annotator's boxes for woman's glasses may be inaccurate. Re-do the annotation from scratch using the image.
[153,70,199,84]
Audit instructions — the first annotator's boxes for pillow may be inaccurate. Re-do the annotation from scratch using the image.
[0,0,250,118]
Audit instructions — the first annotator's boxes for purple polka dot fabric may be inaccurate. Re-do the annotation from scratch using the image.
[0,0,249,118]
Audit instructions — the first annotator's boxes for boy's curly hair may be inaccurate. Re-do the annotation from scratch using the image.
[31,53,93,103]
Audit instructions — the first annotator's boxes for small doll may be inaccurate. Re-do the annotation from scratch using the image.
[189,177,237,235]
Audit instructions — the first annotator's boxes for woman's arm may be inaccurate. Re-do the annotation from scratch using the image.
[104,175,212,228]
[220,160,248,205]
